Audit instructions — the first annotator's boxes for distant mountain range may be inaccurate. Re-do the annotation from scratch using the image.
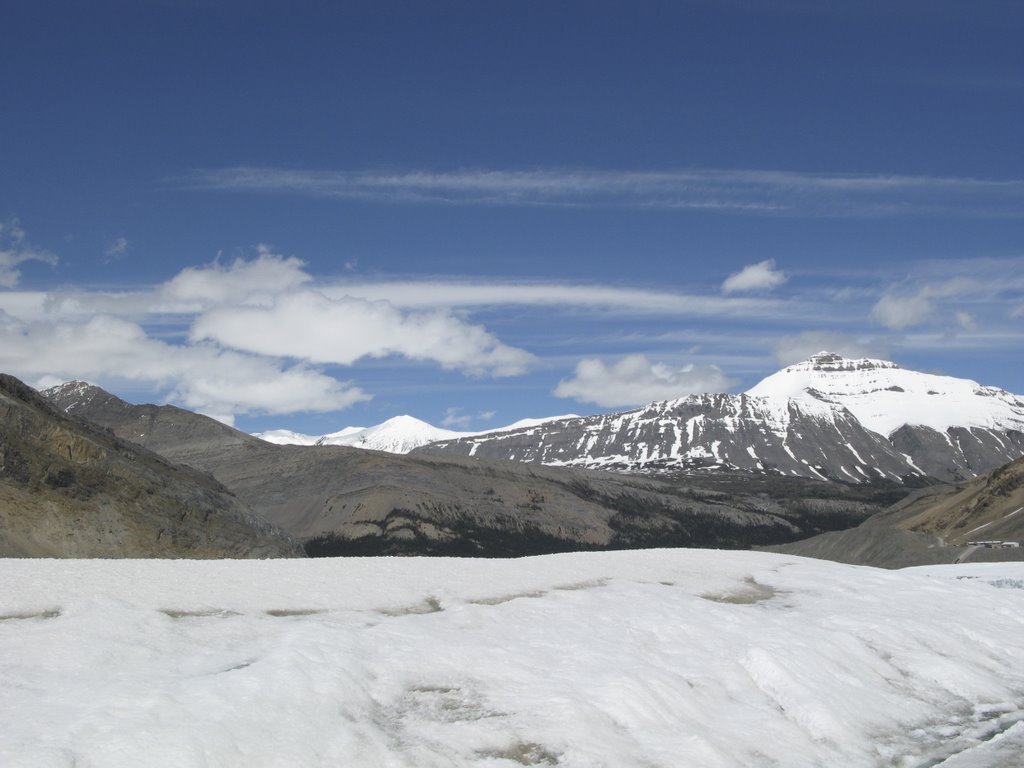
[29,359,1024,562]
[253,414,579,454]
[39,378,899,556]
[418,352,1024,483]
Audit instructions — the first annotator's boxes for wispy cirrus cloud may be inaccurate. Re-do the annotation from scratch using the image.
[870,275,1013,330]
[323,281,804,320]
[175,166,1024,218]
[0,220,58,288]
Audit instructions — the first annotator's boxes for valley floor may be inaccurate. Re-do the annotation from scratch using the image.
[1,551,1023,767]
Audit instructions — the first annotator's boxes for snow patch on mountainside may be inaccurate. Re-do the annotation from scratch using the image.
[747,351,1024,437]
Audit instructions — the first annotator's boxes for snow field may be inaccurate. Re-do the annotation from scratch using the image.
[1,550,1023,767]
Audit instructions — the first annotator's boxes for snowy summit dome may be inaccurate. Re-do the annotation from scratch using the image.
[747,352,1024,437]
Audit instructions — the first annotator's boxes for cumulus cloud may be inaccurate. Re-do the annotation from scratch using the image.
[0,249,538,420]
[773,331,889,365]
[160,246,311,309]
[721,259,787,294]
[554,354,737,407]
[191,289,534,377]
[0,314,368,425]
[0,220,57,288]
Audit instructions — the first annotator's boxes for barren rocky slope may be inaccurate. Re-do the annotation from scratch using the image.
[0,375,302,558]
[43,382,901,556]
[767,457,1024,568]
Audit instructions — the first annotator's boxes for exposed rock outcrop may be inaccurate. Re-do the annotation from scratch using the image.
[0,375,303,558]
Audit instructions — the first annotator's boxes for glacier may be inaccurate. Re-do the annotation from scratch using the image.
[2,550,1023,767]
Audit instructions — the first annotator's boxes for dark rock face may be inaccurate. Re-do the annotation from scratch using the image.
[419,394,921,483]
[889,424,1024,483]
[1,375,303,559]
[40,382,897,557]
[802,352,900,373]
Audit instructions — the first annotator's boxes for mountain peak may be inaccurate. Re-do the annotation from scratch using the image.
[794,351,901,374]
[41,379,127,413]
[748,353,1024,437]
[42,380,99,398]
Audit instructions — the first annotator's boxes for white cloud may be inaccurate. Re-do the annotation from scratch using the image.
[0,251,550,419]
[871,293,935,329]
[0,278,799,324]
[191,289,534,377]
[955,310,977,331]
[104,237,129,260]
[179,166,1024,218]
[721,259,788,294]
[554,354,737,407]
[0,314,368,424]
[440,407,472,429]
[323,281,797,319]
[871,277,993,330]
[0,220,57,288]
[160,247,311,309]
[773,331,889,365]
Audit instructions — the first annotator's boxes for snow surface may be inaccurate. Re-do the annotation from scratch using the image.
[253,414,580,453]
[747,352,1024,437]
[2,550,1023,768]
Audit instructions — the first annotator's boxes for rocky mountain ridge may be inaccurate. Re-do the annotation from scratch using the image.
[41,380,899,557]
[418,353,1024,483]
[0,374,302,558]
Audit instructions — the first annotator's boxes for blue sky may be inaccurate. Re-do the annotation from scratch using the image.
[1,0,1022,432]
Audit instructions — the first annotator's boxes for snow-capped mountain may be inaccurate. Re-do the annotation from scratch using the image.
[418,353,1024,483]
[254,416,468,454]
[254,414,579,454]
[746,351,1024,436]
